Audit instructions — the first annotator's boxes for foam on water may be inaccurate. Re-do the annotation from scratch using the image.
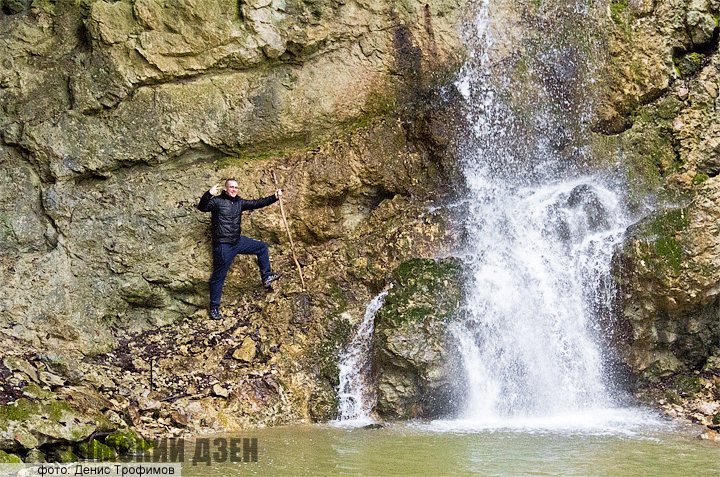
[421,407,671,437]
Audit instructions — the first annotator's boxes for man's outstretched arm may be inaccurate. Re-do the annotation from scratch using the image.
[197,183,222,211]
[241,189,282,210]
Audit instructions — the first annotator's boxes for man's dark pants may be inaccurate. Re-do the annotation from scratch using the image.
[209,236,271,308]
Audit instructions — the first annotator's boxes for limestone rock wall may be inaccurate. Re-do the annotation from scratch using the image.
[595,0,720,387]
[3,0,720,442]
[0,0,465,354]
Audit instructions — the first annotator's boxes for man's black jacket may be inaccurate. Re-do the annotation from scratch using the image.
[198,191,278,244]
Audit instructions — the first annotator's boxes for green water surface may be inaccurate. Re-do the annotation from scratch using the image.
[178,409,720,477]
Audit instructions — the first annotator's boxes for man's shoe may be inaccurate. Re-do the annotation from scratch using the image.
[263,273,281,289]
[209,307,223,320]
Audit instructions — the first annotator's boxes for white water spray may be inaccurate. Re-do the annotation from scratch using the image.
[336,289,389,422]
[454,0,629,420]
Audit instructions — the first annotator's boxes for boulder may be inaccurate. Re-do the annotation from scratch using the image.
[104,429,154,454]
[373,258,464,419]
[614,182,720,379]
[76,440,118,461]
[0,450,22,463]
[232,338,258,363]
[0,398,111,451]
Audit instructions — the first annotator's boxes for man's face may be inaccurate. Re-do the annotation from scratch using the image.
[225,180,239,198]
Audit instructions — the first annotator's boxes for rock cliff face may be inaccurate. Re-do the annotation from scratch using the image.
[0,0,464,353]
[596,0,720,425]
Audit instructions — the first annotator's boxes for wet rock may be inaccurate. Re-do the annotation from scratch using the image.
[699,429,720,441]
[76,440,117,461]
[51,446,79,463]
[0,398,110,451]
[104,429,154,454]
[373,258,464,419]
[566,184,610,232]
[614,192,720,379]
[362,423,384,429]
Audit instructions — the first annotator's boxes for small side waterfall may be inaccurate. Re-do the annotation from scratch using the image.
[336,289,389,422]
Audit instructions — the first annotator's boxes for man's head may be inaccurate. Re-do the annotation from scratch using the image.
[225,179,239,198]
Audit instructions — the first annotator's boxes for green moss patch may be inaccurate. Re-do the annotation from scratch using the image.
[610,0,629,25]
[76,439,117,461]
[377,258,463,327]
[638,208,690,275]
[104,429,154,454]
[674,52,705,79]
[0,450,23,463]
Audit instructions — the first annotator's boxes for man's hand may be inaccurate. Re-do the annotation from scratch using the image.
[210,183,222,195]
[275,188,283,199]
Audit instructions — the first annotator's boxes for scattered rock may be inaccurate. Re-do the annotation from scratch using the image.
[137,396,162,411]
[232,338,257,363]
[3,357,38,383]
[169,411,188,428]
[124,405,144,429]
[212,384,229,398]
[698,429,720,441]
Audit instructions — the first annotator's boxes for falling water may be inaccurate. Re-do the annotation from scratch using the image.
[453,0,629,420]
[336,289,389,422]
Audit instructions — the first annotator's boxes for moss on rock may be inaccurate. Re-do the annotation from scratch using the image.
[0,450,23,463]
[104,429,154,454]
[0,398,109,451]
[76,439,117,461]
[373,258,464,419]
[378,258,463,328]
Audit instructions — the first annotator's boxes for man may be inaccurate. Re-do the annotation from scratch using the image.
[198,178,282,320]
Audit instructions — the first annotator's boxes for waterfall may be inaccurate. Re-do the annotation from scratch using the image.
[453,0,628,420]
[336,289,389,422]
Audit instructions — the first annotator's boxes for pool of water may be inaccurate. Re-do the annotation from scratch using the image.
[180,408,720,476]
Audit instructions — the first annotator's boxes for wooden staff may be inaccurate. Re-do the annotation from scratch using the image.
[272,170,306,290]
